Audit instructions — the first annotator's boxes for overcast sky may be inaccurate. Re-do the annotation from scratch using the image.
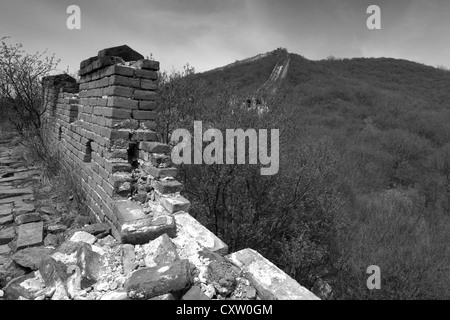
[1,0,449,74]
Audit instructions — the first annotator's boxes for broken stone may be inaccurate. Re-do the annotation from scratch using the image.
[82,223,111,239]
[76,243,105,284]
[16,221,43,250]
[0,226,15,245]
[0,257,27,288]
[122,244,136,275]
[207,259,240,296]
[13,203,36,216]
[100,291,128,300]
[15,212,41,225]
[70,231,96,245]
[125,259,191,300]
[0,204,13,216]
[142,233,180,268]
[46,224,68,234]
[44,233,59,247]
[98,45,144,62]
[39,256,69,287]
[227,249,320,300]
[121,214,177,245]
[182,285,211,300]
[12,247,52,270]
[148,293,176,300]
[3,272,37,300]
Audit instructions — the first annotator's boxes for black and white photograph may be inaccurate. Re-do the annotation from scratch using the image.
[0,0,449,306]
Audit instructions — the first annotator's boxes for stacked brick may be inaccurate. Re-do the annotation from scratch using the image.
[41,45,190,242]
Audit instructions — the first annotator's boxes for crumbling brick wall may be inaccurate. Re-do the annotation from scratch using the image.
[41,46,190,243]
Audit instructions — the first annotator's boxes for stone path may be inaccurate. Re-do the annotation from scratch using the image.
[0,137,43,257]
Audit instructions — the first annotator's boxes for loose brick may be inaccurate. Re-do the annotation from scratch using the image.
[134,90,157,101]
[107,97,139,109]
[134,69,158,80]
[132,59,160,71]
[138,101,157,111]
[139,141,170,154]
[132,110,157,120]
[132,131,157,141]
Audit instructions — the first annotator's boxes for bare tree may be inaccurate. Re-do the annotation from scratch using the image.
[0,36,60,134]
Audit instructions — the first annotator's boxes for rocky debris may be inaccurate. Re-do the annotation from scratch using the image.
[0,226,15,245]
[16,221,44,250]
[0,257,27,288]
[46,224,68,234]
[44,234,60,247]
[70,231,96,245]
[39,256,69,288]
[125,259,192,300]
[82,223,111,239]
[13,202,36,216]
[100,291,128,300]
[3,272,38,300]
[228,248,321,300]
[12,247,52,270]
[312,278,333,300]
[121,244,136,275]
[206,259,240,297]
[182,285,211,300]
[76,243,105,286]
[141,233,180,268]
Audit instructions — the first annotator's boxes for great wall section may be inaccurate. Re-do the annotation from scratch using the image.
[0,45,319,300]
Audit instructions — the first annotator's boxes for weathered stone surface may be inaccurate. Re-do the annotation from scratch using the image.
[158,195,190,213]
[98,45,144,62]
[0,214,13,225]
[3,272,37,300]
[122,244,136,275]
[0,226,15,245]
[100,291,128,300]
[44,234,60,247]
[206,259,240,296]
[16,221,43,250]
[125,259,191,299]
[0,257,27,288]
[13,202,36,216]
[121,214,177,245]
[39,256,68,289]
[0,244,11,255]
[142,233,180,268]
[0,204,12,216]
[70,231,96,245]
[12,247,52,270]
[82,223,111,238]
[15,212,41,225]
[76,243,105,284]
[182,285,211,300]
[0,188,33,200]
[148,293,176,300]
[227,249,320,300]
[46,224,68,234]
[173,212,228,255]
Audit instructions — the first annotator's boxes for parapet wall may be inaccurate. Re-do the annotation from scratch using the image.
[41,45,319,300]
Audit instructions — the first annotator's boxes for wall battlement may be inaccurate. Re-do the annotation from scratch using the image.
[41,45,319,300]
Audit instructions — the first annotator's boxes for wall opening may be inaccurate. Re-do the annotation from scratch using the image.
[84,140,93,163]
[128,143,139,169]
[58,127,62,141]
